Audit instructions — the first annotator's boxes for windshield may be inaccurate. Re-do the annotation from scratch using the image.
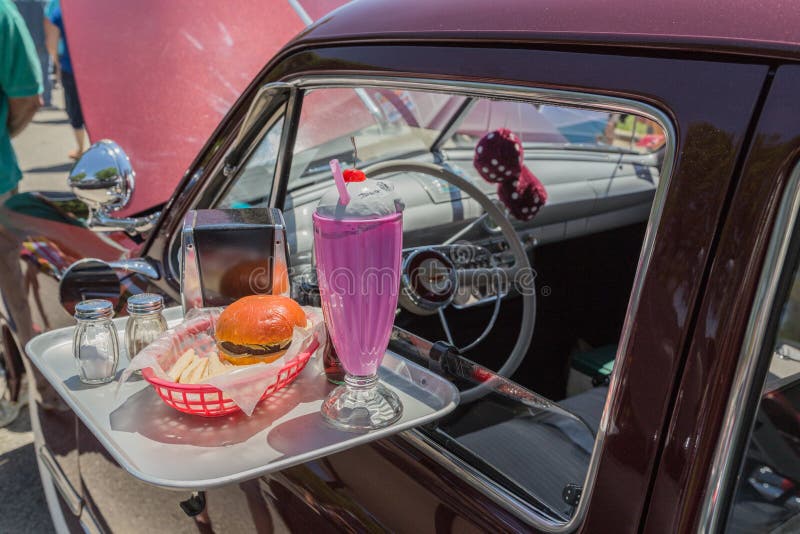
[287,87,665,194]
[288,88,463,191]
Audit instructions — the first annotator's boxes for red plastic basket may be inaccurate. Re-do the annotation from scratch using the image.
[142,338,319,417]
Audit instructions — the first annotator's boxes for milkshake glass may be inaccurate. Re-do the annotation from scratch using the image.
[314,165,404,431]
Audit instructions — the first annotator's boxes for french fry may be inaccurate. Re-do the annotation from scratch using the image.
[167,349,197,382]
[206,352,227,378]
[179,357,208,384]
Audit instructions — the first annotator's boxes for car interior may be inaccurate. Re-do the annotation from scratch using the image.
[205,84,667,522]
[727,273,800,533]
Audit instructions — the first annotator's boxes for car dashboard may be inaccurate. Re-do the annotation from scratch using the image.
[282,147,660,309]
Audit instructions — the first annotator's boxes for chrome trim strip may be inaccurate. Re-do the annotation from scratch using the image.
[402,429,565,526]
[699,163,800,532]
[269,88,302,209]
[38,444,82,516]
[285,75,673,120]
[250,74,675,532]
[230,82,293,155]
[210,83,292,208]
[79,505,104,534]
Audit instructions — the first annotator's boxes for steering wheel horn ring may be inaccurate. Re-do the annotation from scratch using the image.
[401,248,459,313]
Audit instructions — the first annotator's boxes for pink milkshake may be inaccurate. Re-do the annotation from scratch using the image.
[315,160,404,431]
[313,212,403,375]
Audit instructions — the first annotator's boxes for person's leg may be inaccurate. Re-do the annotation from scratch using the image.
[39,52,52,107]
[70,84,87,157]
[73,77,87,152]
[61,70,86,158]
[72,127,86,157]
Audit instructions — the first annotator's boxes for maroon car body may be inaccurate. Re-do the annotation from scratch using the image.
[3,0,800,532]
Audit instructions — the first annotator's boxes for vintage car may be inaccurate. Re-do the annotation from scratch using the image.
[2,0,800,532]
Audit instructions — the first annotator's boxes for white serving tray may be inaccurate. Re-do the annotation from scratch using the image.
[25,307,459,490]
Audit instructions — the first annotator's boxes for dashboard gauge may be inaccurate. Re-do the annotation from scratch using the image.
[400,248,458,314]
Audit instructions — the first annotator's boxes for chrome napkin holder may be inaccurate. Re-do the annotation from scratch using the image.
[180,208,289,312]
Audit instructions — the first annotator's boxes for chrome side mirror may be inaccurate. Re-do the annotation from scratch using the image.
[68,140,160,234]
[59,257,160,315]
[59,259,122,316]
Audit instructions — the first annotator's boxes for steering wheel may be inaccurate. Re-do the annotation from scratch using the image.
[363,161,536,402]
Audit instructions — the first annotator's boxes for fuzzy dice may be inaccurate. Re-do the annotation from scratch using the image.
[473,128,547,221]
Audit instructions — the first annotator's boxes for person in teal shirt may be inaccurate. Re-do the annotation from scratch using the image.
[0,0,43,199]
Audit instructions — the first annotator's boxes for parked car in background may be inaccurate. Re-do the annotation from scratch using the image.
[2,0,800,531]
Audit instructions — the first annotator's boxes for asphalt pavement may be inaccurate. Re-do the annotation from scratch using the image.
[0,88,74,534]
[0,402,54,534]
[15,86,75,194]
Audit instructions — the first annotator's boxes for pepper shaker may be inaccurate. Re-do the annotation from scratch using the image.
[73,300,120,384]
[125,294,168,367]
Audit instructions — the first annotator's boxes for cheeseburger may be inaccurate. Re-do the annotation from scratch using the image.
[215,295,306,365]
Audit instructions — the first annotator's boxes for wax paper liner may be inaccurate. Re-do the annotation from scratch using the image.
[119,306,326,415]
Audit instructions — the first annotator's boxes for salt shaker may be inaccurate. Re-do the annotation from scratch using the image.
[125,293,167,366]
[73,300,120,384]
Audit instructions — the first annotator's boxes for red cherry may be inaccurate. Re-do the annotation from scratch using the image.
[343,169,366,182]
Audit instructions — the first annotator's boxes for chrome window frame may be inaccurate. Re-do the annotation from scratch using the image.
[200,74,676,532]
[163,85,294,282]
[214,81,298,208]
[213,106,288,208]
[699,163,800,532]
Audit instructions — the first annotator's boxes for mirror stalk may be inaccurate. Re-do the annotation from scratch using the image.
[108,258,160,280]
[89,209,161,235]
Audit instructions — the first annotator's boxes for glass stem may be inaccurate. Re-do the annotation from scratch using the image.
[344,374,378,390]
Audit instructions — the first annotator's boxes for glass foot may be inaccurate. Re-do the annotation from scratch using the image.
[321,374,402,432]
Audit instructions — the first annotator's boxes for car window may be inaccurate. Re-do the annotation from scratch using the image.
[279,83,670,526]
[217,114,285,209]
[726,248,800,532]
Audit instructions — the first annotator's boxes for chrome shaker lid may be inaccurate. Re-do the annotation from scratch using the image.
[75,299,115,321]
[126,293,165,315]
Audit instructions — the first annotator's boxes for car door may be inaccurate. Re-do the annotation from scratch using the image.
[94,41,767,532]
[0,192,153,532]
[645,65,800,532]
[72,107,293,534]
